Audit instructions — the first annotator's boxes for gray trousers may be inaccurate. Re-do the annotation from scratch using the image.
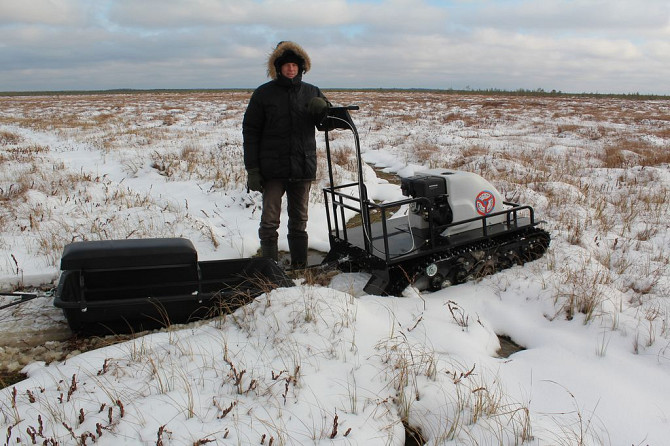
[259,179,311,242]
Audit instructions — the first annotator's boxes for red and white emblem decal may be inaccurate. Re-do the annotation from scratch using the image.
[475,191,495,215]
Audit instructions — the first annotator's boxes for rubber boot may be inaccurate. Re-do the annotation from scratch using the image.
[260,240,278,262]
[288,235,308,269]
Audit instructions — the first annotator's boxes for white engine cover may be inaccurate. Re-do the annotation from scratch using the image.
[414,168,506,236]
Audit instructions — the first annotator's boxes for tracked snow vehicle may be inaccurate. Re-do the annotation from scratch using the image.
[320,106,550,295]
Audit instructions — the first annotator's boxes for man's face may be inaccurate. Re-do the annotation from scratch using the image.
[281,62,299,79]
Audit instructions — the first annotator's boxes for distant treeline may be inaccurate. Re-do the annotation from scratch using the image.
[1,88,668,100]
[0,88,253,97]
[328,88,670,100]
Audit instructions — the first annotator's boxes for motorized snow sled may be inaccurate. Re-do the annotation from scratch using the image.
[319,106,550,295]
[53,238,293,334]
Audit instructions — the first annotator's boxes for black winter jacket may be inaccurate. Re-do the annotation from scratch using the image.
[243,75,326,181]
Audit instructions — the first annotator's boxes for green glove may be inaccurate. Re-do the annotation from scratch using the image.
[308,97,329,117]
[246,168,263,192]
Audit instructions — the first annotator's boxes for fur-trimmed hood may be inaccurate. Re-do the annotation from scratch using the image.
[266,41,311,79]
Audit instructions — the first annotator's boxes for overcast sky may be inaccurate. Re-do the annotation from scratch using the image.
[1,0,669,94]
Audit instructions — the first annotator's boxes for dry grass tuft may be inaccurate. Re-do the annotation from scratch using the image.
[413,141,441,166]
[602,137,670,168]
[0,130,22,145]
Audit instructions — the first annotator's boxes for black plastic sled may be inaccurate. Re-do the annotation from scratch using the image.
[53,238,293,334]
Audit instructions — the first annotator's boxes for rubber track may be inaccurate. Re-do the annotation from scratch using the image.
[386,226,550,294]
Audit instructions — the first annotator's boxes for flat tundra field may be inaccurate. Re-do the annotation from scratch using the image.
[0,91,668,445]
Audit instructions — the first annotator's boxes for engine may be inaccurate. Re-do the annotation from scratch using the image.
[400,174,453,229]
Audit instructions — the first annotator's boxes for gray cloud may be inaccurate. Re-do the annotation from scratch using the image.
[0,0,668,94]
[460,0,670,32]
[0,0,89,26]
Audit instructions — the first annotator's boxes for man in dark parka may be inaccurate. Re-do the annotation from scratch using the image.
[243,41,328,267]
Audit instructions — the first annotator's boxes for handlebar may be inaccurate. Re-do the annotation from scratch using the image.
[319,105,359,131]
[329,105,359,111]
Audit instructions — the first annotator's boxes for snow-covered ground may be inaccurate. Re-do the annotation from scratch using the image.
[0,91,668,444]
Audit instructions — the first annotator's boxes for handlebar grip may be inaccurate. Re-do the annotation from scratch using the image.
[327,105,359,111]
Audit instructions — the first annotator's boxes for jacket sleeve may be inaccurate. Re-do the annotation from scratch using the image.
[318,88,330,107]
[314,88,332,130]
[242,92,264,171]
